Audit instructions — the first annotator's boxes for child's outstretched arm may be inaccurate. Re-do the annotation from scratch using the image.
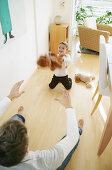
[63,54,71,64]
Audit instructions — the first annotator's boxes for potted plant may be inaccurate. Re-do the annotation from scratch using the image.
[76,6,94,25]
[76,6,112,25]
[96,11,112,24]
[76,8,87,25]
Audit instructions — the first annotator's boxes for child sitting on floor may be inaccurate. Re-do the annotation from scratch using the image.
[49,42,72,90]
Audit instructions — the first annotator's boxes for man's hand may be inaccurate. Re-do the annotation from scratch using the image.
[7,80,24,101]
[55,89,72,109]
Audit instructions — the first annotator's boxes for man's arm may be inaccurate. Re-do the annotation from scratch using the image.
[0,80,24,117]
[36,109,79,169]
[56,108,79,160]
[55,89,79,159]
[34,89,79,169]
[0,97,11,117]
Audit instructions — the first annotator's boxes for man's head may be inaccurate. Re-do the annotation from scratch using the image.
[0,119,28,167]
[58,42,69,55]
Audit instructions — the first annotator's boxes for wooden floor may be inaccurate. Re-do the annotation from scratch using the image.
[0,51,112,170]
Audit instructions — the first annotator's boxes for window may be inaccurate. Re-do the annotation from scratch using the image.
[82,1,112,18]
[74,0,112,25]
[72,0,112,36]
[90,0,112,1]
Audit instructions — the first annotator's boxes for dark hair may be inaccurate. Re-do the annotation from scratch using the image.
[0,119,28,167]
[59,41,69,49]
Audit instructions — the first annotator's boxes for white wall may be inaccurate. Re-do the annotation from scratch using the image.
[0,0,36,99]
[35,0,54,56]
[53,0,75,55]
[0,0,55,99]
[54,0,73,25]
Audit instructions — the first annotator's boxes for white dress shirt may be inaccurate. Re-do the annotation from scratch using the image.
[54,54,71,77]
[0,98,79,170]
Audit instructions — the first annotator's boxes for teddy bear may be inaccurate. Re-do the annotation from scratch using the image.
[37,53,63,71]
[75,73,95,88]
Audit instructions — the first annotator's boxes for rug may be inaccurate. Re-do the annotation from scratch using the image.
[78,46,99,55]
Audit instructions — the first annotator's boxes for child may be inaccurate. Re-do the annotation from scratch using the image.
[49,42,72,90]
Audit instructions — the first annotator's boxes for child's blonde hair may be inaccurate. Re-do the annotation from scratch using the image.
[59,41,69,50]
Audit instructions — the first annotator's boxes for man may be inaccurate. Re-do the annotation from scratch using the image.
[0,81,83,170]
